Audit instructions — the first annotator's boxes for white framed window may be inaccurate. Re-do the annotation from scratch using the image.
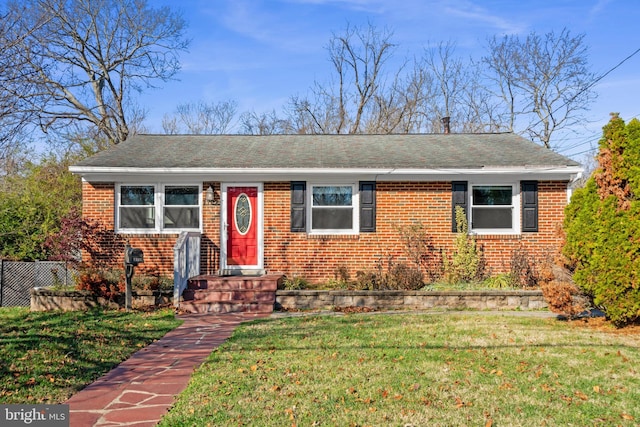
[309,184,358,234]
[117,184,201,233]
[119,185,156,230]
[162,185,200,229]
[470,184,518,234]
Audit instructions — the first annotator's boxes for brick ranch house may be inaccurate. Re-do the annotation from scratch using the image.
[70,133,582,288]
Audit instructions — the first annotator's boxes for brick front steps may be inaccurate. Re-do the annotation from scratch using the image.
[179,274,284,314]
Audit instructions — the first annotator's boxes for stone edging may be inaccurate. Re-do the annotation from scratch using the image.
[30,288,172,311]
[30,288,547,312]
[276,289,547,311]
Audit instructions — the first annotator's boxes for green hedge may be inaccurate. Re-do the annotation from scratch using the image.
[563,115,640,326]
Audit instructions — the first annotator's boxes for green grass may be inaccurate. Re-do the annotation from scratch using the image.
[0,307,181,404]
[160,313,639,427]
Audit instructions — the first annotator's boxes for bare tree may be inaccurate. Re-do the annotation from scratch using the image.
[239,110,293,135]
[484,29,596,149]
[418,41,502,133]
[162,100,238,134]
[0,12,37,157]
[288,23,397,134]
[1,0,188,146]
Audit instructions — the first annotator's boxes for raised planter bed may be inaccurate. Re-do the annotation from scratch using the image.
[276,289,547,311]
[30,288,172,311]
[30,288,547,312]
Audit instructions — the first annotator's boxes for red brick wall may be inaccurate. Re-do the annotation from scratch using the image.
[81,182,196,277]
[81,180,568,283]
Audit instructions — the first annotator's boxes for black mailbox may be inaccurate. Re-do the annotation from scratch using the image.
[124,247,144,266]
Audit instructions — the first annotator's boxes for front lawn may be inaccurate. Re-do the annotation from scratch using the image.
[160,313,639,426]
[0,307,181,404]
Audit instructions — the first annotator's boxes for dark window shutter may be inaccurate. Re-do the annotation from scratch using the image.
[451,181,468,232]
[521,181,538,232]
[359,181,376,232]
[290,181,306,232]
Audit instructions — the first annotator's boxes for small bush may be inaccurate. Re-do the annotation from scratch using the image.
[76,267,124,300]
[482,273,515,289]
[444,207,485,285]
[540,280,587,318]
[352,257,423,291]
[133,274,173,292]
[280,276,309,290]
[510,246,538,288]
[354,271,378,290]
[383,263,424,290]
[76,265,173,299]
[397,221,444,282]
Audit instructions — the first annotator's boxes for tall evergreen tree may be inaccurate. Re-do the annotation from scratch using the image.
[563,114,640,326]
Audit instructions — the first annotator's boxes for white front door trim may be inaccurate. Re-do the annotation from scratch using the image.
[220,183,264,273]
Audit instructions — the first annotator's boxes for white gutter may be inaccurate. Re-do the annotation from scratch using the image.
[69,165,584,176]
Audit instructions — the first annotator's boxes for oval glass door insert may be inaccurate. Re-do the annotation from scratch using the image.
[234,193,252,235]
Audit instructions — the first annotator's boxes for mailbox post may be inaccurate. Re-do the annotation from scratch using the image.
[124,244,144,311]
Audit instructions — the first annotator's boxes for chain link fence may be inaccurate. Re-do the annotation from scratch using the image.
[0,261,76,307]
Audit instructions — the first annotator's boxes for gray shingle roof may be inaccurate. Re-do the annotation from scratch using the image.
[73,133,580,170]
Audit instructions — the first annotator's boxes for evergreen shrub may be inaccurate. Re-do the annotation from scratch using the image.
[563,114,640,326]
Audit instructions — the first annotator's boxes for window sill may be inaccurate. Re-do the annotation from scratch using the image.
[473,234,522,240]
[116,229,201,235]
[307,234,360,241]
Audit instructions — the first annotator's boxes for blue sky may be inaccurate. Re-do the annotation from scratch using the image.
[140,0,640,161]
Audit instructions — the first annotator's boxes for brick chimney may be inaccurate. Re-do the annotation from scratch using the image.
[441,116,450,134]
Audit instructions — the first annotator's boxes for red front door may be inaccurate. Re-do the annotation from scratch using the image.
[226,186,258,266]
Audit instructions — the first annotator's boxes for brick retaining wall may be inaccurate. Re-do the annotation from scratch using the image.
[276,290,547,311]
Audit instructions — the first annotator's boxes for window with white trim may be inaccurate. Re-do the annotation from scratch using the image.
[470,184,517,233]
[117,184,201,233]
[119,185,155,229]
[163,185,200,229]
[310,184,357,233]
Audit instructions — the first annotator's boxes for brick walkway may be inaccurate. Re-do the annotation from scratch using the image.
[65,312,269,427]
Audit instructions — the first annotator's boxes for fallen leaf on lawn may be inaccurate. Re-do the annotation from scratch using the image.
[250,365,258,372]
[574,391,588,401]
[393,394,403,400]
[485,419,493,427]
[270,385,281,392]
[620,413,634,420]
[593,385,602,394]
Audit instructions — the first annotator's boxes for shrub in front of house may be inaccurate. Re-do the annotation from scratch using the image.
[563,115,640,326]
[76,266,124,300]
[75,264,173,300]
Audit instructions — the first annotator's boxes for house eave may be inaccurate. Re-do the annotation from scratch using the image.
[69,165,583,182]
